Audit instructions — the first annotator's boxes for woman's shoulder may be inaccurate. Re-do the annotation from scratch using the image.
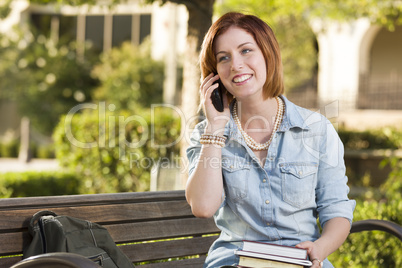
[286,98,324,120]
[283,96,335,134]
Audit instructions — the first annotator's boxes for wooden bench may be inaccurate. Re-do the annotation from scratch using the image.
[0,190,401,267]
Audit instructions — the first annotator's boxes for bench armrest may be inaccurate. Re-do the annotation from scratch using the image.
[351,219,402,241]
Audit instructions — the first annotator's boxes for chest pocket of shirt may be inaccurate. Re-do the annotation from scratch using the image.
[222,156,251,202]
[280,162,318,208]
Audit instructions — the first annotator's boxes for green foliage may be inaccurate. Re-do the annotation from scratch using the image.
[381,157,402,203]
[30,143,56,159]
[29,0,123,7]
[0,140,55,158]
[306,0,402,30]
[0,0,12,19]
[329,201,401,267]
[53,106,181,193]
[0,139,19,158]
[0,29,98,135]
[329,158,402,267]
[91,40,164,111]
[338,127,402,150]
[217,0,402,29]
[0,171,82,197]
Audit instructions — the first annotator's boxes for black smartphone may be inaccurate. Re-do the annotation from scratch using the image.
[210,79,224,112]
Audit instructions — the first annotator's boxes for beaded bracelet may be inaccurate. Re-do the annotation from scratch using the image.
[200,134,227,148]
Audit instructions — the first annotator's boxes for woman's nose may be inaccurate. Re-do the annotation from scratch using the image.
[230,56,243,71]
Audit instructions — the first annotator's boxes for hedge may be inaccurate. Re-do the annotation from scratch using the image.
[52,105,181,194]
[0,171,81,198]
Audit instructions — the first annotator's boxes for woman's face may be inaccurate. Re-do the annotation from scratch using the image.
[214,26,267,101]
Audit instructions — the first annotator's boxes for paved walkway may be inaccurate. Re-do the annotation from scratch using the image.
[0,158,59,173]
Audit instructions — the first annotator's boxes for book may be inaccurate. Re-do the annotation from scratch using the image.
[242,241,308,259]
[238,255,303,267]
[235,250,312,267]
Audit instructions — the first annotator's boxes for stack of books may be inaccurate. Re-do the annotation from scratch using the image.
[235,240,313,267]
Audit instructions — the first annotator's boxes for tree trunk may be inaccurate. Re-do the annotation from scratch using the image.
[179,0,215,187]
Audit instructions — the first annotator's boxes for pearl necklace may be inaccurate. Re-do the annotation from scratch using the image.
[233,97,284,151]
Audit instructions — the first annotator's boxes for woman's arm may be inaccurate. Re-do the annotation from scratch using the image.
[185,73,230,218]
[185,132,225,218]
[297,119,355,267]
[296,217,351,267]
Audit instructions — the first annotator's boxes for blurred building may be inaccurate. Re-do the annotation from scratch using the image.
[0,0,188,60]
[313,19,402,129]
[288,18,402,129]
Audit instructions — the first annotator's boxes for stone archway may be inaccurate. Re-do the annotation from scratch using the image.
[358,25,402,109]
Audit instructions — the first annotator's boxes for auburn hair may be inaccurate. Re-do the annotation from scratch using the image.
[199,12,284,100]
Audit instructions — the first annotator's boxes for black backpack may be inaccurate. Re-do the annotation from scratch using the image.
[23,210,134,268]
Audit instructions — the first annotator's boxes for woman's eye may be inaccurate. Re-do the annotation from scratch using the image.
[217,55,229,62]
[242,49,251,54]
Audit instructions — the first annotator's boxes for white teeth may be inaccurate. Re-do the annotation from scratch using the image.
[233,74,251,83]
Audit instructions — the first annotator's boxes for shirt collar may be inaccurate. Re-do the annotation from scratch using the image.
[224,101,236,138]
[223,101,242,142]
[279,95,310,132]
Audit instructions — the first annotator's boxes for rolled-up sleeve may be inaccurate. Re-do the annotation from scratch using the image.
[316,120,356,228]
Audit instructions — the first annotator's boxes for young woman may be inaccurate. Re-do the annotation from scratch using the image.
[185,12,355,268]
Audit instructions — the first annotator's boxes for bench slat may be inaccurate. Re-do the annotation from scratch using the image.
[0,191,186,210]
[0,255,21,267]
[0,218,220,255]
[0,200,193,230]
[138,256,207,268]
[121,236,217,262]
[107,218,220,243]
[0,232,31,255]
[0,236,216,266]
[0,256,208,268]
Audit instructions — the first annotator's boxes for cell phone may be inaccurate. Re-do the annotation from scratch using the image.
[210,79,224,112]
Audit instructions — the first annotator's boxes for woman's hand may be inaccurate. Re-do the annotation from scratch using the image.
[200,73,230,134]
[295,241,324,268]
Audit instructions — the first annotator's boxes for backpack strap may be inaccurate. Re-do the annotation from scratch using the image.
[29,210,58,236]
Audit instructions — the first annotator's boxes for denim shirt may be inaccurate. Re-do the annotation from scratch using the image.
[186,96,356,268]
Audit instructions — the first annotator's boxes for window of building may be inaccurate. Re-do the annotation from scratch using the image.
[59,16,77,42]
[112,15,131,47]
[29,13,152,54]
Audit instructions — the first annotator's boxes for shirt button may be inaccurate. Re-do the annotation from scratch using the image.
[265,200,270,204]
[298,171,303,175]
[266,222,271,226]
[262,179,267,183]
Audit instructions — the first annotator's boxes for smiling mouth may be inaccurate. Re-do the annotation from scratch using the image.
[233,74,252,83]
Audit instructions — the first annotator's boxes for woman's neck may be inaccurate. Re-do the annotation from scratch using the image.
[236,97,278,130]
